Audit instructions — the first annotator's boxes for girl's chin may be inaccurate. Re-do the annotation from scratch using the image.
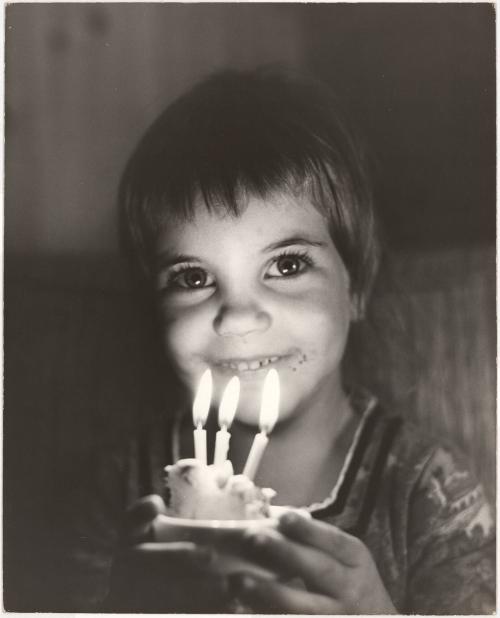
[233,396,295,428]
[233,408,262,427]
[181,367,303,424]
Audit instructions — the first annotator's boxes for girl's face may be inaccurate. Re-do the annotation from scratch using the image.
[155,193,354,427]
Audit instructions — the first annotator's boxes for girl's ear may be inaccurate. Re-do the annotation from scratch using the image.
[342,265,365,322]
[350,292,366,323]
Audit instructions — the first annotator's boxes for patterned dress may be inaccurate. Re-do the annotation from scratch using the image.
[61,392,495,613]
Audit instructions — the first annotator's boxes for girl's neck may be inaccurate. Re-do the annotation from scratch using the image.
[176,378,358,508]
[228,382,356,507]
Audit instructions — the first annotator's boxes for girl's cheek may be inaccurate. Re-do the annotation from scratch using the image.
[160,306,211,366]
[282,285,349,322]
[157,296,192,322]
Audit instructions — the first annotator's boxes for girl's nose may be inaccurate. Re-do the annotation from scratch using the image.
[213,301,271,337]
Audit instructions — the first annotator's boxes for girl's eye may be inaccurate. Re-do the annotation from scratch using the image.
[267,252,313,278]
[170,267,214,290]
[276,255,301,276]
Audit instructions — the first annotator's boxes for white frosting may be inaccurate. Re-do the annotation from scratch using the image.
[165,458,275,520]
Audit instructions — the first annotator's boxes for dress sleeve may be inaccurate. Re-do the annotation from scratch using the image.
[55,446,128,611]
[405,445,495,614]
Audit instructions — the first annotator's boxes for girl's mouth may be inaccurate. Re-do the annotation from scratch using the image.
[214,355,285,373]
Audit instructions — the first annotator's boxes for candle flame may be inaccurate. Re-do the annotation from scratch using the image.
[218,376,240,428]
[192,368,212,426]
[259,368,280,433]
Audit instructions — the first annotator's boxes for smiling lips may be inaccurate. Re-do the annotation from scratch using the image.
[216,355,283,373]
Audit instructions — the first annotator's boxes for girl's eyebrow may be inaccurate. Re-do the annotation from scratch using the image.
[155,236,326,273]
[155,252,200,273]
[263,236,327,252]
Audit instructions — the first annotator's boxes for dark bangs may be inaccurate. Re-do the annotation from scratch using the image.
[118,67,379,303]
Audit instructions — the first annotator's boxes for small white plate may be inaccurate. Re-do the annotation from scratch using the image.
[151,506,307,578]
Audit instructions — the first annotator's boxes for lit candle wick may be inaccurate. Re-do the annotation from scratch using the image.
[242,369,280,480]
[213,376,240,466]
[192,369,212,464]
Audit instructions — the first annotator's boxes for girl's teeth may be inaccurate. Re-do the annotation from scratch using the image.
[221,356,281,372]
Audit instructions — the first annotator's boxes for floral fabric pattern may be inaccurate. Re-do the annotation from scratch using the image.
[61,401,495,613]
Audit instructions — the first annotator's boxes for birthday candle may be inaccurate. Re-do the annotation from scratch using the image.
[243,369,280,480]
[213,376,240,466]
[192,369,212,464]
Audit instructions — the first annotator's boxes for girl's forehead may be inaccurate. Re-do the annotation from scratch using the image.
[157,193,331,249]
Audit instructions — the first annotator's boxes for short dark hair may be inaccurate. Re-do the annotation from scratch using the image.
[118,66,380,306]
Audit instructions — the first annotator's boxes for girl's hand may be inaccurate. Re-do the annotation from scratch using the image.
[230,511,397,614]
[121,494,212,567]
[109,495,228,612]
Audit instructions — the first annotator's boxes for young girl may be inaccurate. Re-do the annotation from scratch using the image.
[65,67,495,613]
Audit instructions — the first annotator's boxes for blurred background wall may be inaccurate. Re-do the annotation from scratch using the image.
[4,4,495,611]
[5,3,495,255]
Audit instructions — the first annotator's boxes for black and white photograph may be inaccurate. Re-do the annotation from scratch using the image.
[4,3,496,613]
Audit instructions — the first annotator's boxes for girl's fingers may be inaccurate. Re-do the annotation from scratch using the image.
[129,541,199,554]
[242,529,347,597]
[125,494,167,540]
[229,574,341,614]
[279,512,364,567]
[125,541,215,572]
